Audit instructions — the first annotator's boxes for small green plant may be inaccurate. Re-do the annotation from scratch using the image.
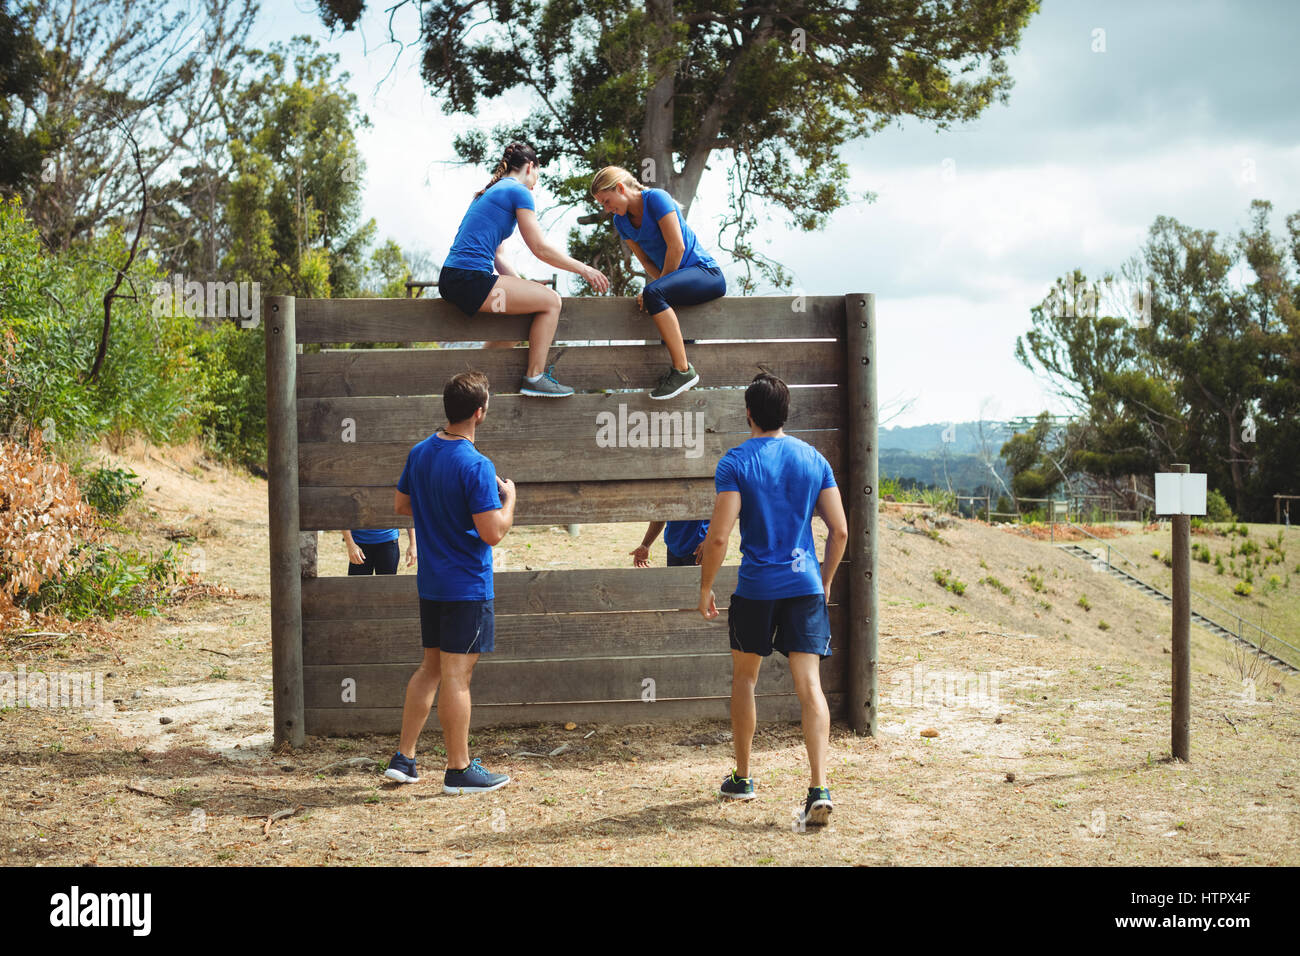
[1151,549,1161,561]
[81,466,144,517]
[1162,554,1173,568]
[1076,595,1091,612]
[24,544,182,620]
[1233,581,1253,597]
[932,568,965,596]
[1097,620,1110,631]
[1215,555,1225,575]
[1026,573,1045,593]
[979,575,1011,596]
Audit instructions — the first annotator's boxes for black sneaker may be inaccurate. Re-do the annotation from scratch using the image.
[443,757,510,794]
[719,770,756,800]
[798,786,833,826]
[649,364,699,400]
[383,750,419,784]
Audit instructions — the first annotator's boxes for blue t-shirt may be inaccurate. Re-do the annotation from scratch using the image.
[664,520,709,558]
[614,188,716,273]
[350,528,399,545]
[396,434,502,601]
[714,436,837,600]
[443,179,536,273]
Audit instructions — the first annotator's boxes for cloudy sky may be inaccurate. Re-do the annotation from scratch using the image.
[262,0,1300,428]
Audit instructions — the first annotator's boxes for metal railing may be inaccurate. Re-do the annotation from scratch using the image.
[1057,521,1300,666]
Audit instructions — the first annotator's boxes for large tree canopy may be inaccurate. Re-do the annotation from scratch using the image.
[1014,201,1300,521]
[317,0,1038,292]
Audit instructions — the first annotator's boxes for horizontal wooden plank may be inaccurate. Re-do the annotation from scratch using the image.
[303,653,846,708]
[299,478,721,529]
[294,295,846,345]
[298,429,842,486]
[297,387,843,444]
[301,567,850,619]
[304,693,847,733]
[303,606,847,665]
[296,341,846,398]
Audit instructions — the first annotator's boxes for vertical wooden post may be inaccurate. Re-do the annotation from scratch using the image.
[1170,462,1190,761]
[266,296,305,747]
[845,294,879,736]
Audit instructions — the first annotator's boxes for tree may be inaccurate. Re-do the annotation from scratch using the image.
[1000,411,1060,503]
[1015,203,1300,521]
[0,2,52,191]
[224,36,374,297]
[13,0,258,252]
[316,0,1039,293]
[367,238,410,298]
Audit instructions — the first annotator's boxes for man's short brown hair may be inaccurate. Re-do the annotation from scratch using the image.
[444,371,490,424]
[745,373,789,431]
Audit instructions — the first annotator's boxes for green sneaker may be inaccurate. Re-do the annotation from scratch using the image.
[720,770,756,800]
[649,363,699,400]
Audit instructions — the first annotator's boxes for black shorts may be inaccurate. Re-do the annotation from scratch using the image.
[728,592,832,659]
[666,550,697,567]
[347,539,400,575]
[438,266,499,317]
[419,597,495,654]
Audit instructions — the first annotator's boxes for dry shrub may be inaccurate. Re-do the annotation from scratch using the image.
[0,432,98,624]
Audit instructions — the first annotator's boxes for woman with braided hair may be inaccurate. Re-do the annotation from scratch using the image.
[440,142,610,397]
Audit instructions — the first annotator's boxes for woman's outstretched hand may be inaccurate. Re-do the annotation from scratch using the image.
[581,265,610,293]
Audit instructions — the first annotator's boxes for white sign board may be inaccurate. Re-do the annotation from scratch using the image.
[1154,472,1207,515]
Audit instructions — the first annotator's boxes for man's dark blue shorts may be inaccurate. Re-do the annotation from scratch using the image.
[419,598,495,653]
[728,592,832,658]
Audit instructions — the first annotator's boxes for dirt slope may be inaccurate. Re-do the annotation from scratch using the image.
[1,443,1295,866]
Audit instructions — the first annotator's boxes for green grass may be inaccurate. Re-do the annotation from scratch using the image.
[1108,523,1300,667]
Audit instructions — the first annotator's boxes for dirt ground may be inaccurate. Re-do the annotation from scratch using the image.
[1,442,1297,866]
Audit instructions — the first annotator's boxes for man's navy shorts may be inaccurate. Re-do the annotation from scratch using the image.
[419,597,495,653]
[728,592,832,658]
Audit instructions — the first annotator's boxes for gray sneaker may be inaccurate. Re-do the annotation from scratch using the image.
[649,363,699,400]
[520,365,574,397]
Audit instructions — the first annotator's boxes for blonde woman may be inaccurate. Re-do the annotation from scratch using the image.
[441,142,610,397]
[591,167,726,399]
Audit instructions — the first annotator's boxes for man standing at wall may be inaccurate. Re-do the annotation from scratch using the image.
[697,373,849,827]
[384,371,515,794]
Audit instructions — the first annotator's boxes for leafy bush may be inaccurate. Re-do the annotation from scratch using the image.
[25,543,182,620]
[189,320,267,468]
[1233,581,1252,597]
[1205,488,1234,523]
[81,466,144,516]
[0,435,98,625]
[0,197,202,447]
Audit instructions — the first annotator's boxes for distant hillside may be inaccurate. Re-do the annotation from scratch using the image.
[879,420,1013,456]
[879,449,1009,496]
